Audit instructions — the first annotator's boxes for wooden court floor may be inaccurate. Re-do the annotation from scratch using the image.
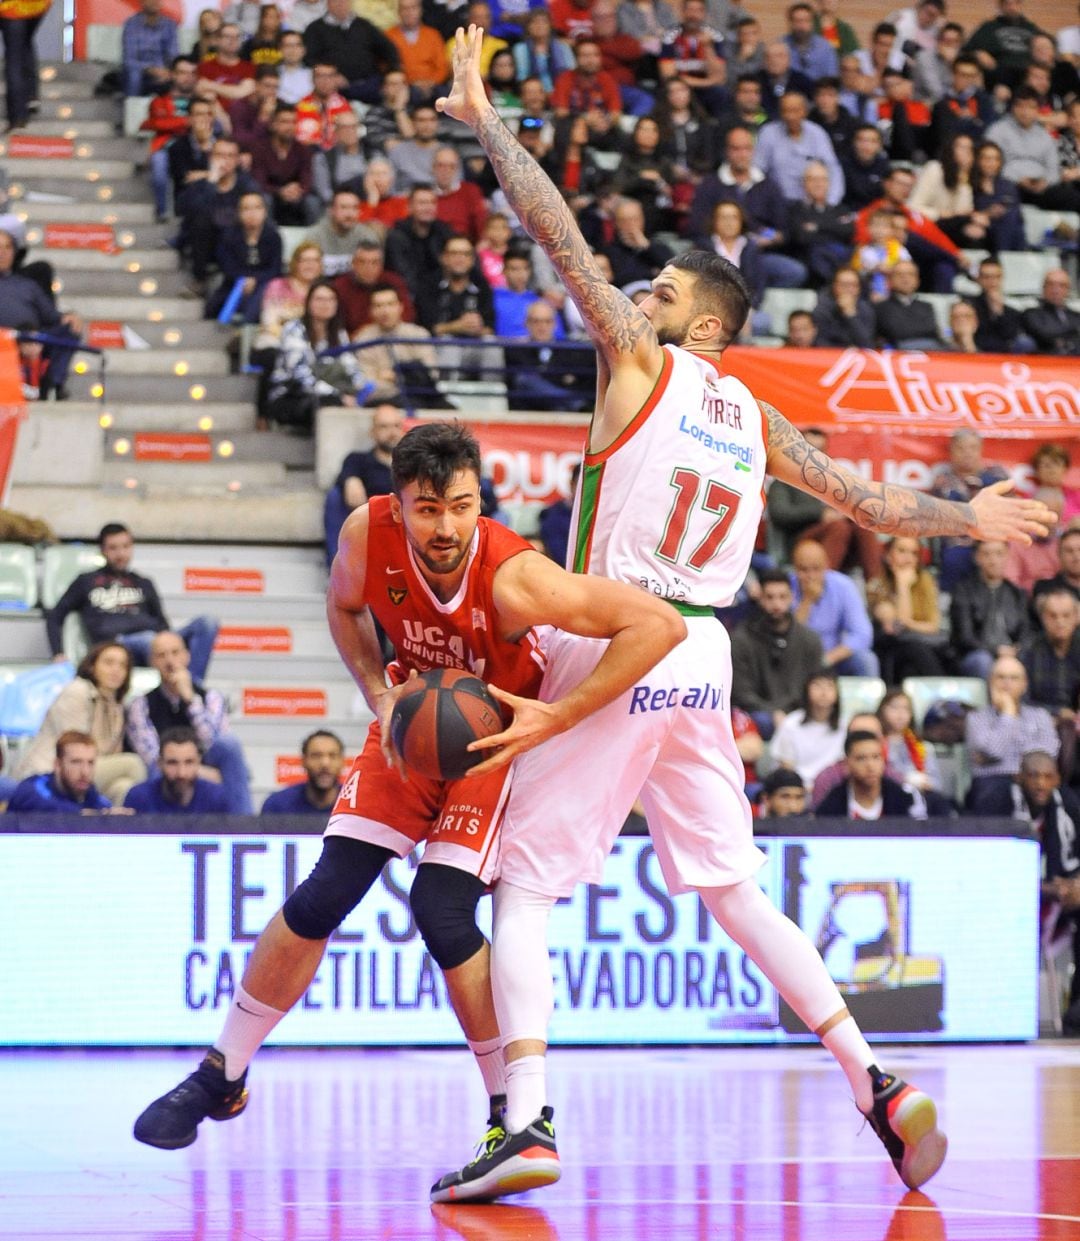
[1,1043,1078,1240]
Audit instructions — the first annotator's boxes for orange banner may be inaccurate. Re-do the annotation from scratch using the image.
[0,332,27,505]
[87,323,126,350]
[134,432,211,462]
[7,135,74,159]
[184,567,265,594]
[44,224,118,254]
[242,688,328,717]
[463,350,1080,504]
[215,626,293,653]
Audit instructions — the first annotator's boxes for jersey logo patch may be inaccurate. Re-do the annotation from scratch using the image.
[388,585,407,605]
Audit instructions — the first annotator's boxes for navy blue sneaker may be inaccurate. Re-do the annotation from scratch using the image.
[134,1050,248,1150]
[431,1106,560,1203]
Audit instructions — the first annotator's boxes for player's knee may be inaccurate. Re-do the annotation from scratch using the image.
[410,863,487,970]
[282,836,393,940]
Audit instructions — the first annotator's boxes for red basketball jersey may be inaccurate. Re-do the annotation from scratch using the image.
[361,495,546,695]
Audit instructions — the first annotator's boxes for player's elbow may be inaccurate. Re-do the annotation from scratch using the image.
[651,605,688,655]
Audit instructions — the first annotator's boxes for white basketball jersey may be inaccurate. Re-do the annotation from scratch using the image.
[569,345,767,610]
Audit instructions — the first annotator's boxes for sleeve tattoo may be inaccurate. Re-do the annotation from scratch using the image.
[473,109,653,357]
[762,401,975,538]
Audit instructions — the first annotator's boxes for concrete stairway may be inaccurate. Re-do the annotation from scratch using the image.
[0,543,371,808]
[4,62,324,544]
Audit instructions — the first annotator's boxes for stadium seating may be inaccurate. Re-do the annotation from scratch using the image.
[0,545,38,611]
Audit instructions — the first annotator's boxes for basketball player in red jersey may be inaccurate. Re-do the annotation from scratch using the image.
[133,421,685,1151]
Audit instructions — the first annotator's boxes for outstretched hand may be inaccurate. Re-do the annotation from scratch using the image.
[463,683,567,778]
[968,479,1057,546]
[436,24,492,127]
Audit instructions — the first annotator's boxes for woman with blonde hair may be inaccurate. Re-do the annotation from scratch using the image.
[14,642,146,803]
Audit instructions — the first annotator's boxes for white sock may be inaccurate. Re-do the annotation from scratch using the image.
[505,1054,547,1133]
[467,1035,506,1101]
[698,879,874,1112]
[215,984,286,1081]
[821,1018,877,1114]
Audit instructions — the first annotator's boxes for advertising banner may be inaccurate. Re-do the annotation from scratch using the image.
[467,349,1080,505]
[0,831,1039,1046]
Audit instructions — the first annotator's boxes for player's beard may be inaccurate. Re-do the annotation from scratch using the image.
[654,311,695,347]
[416,540,469,575]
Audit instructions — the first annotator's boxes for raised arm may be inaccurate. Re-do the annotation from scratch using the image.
[436,25,659,373]
[762,401,1056,544]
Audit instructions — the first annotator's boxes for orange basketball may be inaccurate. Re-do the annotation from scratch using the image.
[389,668,505,781]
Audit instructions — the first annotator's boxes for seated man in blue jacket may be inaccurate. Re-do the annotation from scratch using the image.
[260,731,345,815]
[6,731,115,814]
[124,728,231,814]
[816,730,953,819]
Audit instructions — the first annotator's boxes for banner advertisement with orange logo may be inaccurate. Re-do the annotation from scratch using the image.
[472,349,1080,506]
[0,332,28,507]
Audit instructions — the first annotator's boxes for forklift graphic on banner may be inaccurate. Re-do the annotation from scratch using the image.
[779,844,945,1034]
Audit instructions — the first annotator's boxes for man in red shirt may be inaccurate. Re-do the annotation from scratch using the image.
[196,22,255,115]
[333,239,415,334]
[295,62,354,149]
[551,38,622,128]
[432,144,488,242]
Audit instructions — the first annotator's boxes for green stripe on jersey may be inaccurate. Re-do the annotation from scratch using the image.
[672,602,715,617]
[573,461,604,574]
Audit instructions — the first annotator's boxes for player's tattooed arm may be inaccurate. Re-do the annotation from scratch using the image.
[762,401,1055,545]
[439,25,656,366]
[471,110,654,361]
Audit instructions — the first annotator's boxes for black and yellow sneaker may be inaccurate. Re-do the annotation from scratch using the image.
[430,1106,560,1203]
[864,1065,947,1190]
[133,1050,248,1150]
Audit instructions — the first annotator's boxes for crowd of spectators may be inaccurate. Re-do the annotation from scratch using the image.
[115,0,1080,419]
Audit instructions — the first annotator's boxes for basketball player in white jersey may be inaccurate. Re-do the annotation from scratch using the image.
[430,26,1059,1205]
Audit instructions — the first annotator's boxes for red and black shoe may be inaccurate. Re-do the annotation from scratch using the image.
[865,1065,947,1190]
[430,1106,561,1203]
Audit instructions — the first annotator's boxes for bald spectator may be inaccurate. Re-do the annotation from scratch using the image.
[125,631,252,814]
[965,656,1059,812]
[791,537,879,676]
[302,0,400,103]
[312,110,370,207]
[1022,270,1080,356]
[755,91,845,203]
[755,41,814,117]
[503,300,592,412]
[432,146,488,243]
